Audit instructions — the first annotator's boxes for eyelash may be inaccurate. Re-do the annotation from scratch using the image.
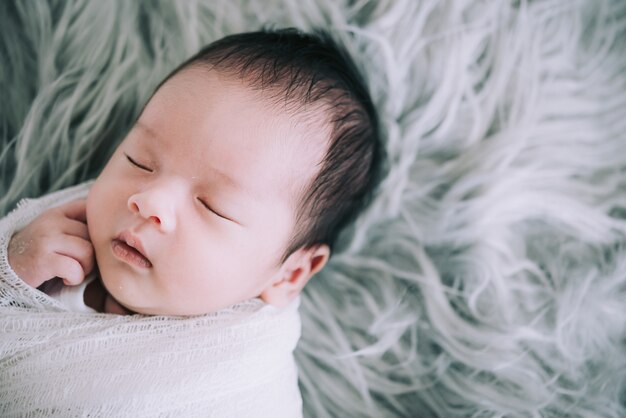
[197,198,231,221]
[125,152,234,223]
[125,153,153,172]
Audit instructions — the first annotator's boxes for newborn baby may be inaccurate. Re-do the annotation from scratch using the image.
[6,28,382,317]
[0,28,383,417]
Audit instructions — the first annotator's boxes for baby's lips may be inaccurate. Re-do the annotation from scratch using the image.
[117,230,150,260]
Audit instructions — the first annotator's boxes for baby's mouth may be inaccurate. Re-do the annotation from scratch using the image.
[111,239,152,268]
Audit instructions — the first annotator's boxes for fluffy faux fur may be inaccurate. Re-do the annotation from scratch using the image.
[1,0,625,416]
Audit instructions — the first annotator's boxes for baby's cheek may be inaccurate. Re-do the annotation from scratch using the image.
[85,189,112,269]
[85,194,99,243]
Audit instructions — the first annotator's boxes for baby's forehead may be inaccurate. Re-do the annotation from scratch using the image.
[140,67,331,204]
[164,66,328,121]
[207,68,326,141]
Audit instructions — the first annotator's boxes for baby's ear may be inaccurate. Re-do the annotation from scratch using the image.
[260,244,330,308]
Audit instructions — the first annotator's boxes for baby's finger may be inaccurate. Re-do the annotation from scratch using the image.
[48,253,85,286]
[58,199,87,223]
[53,235,95,277]
[60,218,91,241]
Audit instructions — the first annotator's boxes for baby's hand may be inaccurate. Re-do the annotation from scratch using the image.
[7,199,94,288]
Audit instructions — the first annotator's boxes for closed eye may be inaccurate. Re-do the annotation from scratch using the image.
[197,198,235,223]
[125,153,153,172]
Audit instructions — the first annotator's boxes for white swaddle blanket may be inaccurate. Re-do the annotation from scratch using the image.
[0,182,303,417]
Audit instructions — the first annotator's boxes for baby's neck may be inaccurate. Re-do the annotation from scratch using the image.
[84,277,134,315]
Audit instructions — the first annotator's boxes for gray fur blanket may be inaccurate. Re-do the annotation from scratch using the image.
[1,1,625,416]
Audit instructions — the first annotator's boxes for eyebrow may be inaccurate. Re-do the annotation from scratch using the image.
[133,121,261,202]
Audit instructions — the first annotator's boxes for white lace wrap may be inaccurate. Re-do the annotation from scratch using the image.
[0,182,303,417]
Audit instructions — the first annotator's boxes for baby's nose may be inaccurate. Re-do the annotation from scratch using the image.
[127,188,177,232]
[128,200,162,225]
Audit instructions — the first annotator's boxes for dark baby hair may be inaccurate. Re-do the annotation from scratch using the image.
[154,28,383,262]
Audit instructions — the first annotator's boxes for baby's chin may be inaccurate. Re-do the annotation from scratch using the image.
[96,271,183,316]
[97,274,146,315]
[102,293,135,315]
[93,250,251,317]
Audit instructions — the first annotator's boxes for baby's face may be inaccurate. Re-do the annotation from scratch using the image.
[86,68,325,315]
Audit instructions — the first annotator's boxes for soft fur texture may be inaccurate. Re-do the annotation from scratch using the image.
[1,1,625,417]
